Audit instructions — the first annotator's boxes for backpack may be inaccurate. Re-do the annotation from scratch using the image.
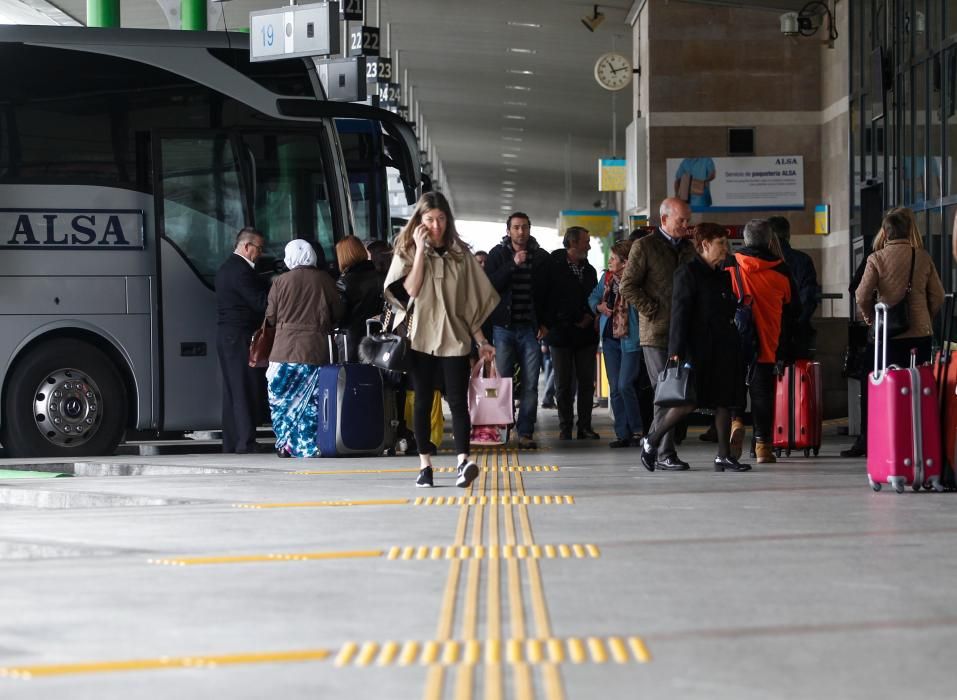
[732,264,758,380]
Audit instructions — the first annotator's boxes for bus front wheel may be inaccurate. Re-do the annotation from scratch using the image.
[2,340,127,458]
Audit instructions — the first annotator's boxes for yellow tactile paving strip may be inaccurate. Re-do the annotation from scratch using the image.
[333,636,651,667]
[294,466,559,475]
[0,448,653,689]
[147,544,600,567]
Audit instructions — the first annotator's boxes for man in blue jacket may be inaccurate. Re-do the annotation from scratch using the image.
[484,212,554,449]
[769,216,819,358]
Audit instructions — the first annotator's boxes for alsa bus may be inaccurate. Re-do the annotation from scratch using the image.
[0,26,419,457]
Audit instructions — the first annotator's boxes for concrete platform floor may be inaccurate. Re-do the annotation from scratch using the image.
[0,410,954,699]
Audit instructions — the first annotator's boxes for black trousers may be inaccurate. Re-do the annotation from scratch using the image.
[749,362,776,443]
[217,327,266,453]
[409,350,471,456]
[551,344,597,433]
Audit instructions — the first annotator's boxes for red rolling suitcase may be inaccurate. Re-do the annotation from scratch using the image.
[772,360,823,457]
[866,303,943,493]
[935,294,956,486]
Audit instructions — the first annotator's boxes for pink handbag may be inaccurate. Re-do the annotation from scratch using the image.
[468,361,513,427]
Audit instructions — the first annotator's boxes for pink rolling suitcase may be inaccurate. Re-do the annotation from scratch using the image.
[866,303,943,493]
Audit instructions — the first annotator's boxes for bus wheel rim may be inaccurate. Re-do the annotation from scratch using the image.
[33,369,102,449]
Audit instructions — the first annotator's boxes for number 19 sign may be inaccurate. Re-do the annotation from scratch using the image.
[250,2,340,62]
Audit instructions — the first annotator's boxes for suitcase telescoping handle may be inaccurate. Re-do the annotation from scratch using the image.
[327,334,348,364]
[873,302,890,380]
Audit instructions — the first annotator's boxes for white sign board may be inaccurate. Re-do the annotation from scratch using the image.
[665,156,804,212]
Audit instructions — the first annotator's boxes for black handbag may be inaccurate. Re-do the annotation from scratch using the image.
[358,301,414,375]
[653,358,697,407]
[884,249,915,338]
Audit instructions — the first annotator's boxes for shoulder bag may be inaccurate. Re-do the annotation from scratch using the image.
[248,319,275,368]
[654,357,697,407]
[884,249,915,338]
[358,301,414,374]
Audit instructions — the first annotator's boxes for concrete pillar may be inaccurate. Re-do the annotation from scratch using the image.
[86,0,119,27]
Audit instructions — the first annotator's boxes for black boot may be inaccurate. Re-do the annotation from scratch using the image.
[840,436,866,458]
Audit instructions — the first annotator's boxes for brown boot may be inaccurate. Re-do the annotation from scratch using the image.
[755,441,776,464]
[729,419,746,460]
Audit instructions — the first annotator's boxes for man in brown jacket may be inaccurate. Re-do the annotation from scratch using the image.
[620,197,695,470]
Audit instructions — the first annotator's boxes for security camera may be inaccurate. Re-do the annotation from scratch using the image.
[780,12,799,36]
[582,5,605,32]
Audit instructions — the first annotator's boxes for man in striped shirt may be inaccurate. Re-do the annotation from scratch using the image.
[485,212,554,449]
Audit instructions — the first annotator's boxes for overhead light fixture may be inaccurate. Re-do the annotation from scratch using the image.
[507,21,541,28]
[503,136,523,142]
[502,153,519,158]
[505,167,519,173]
[503,126,525,132]
[581,5,605,32]
[507,48,536,54]
[502,187,516,192]
[508,69,534,75]
[506,85,531,91]
[503,101,527,107]
[503,114,526,120]
[502,180,515,185]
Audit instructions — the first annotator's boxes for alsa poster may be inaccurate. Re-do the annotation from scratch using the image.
[665,156,804,212]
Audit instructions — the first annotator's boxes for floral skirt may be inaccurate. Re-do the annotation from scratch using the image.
[267,362,321,457]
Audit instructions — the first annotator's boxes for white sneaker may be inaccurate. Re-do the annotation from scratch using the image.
[456,460,479,488]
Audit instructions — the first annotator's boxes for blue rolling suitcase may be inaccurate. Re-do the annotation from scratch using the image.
[318,337,385,457]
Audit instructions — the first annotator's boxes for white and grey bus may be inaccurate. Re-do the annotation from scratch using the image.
[0,26,419,457]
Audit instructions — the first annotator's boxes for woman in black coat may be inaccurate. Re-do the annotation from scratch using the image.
[639,223,749,472]
[335,236,385,361]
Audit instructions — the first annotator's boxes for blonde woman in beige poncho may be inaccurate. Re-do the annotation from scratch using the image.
[384,192,499,489]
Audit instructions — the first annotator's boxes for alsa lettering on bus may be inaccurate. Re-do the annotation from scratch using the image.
[0,209,145,249]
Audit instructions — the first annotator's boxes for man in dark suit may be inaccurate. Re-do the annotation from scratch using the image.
[216,227,269,453]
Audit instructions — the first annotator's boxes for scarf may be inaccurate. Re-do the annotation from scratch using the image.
[603,273,629,339]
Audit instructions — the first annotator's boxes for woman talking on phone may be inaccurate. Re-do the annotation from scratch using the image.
[384,192,499,488]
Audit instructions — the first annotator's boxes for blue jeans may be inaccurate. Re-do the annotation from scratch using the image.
[493,325,542,437]
[602,338,644,440]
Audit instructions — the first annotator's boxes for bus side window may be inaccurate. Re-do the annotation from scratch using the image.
[242,132,335,266]
[158,136,244,286]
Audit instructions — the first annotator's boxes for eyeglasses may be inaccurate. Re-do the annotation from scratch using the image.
[247,242,264,252]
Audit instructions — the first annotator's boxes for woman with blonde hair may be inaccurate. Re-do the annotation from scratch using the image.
[844,208,945,459]
[265,239,344,457]
[856,207,944,364]
[384,192,499,488]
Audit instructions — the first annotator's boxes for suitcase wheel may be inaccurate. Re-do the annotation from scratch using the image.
[774,448,782,458]
[933,480,945,493]
[912,482,921,492]
[894,482,905,494]
[869,478,881,492]
[785,448,791,458]
[803,448,810,458]
[813,447,820,457]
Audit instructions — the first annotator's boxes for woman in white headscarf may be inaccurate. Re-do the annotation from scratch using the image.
[265,239,344,457]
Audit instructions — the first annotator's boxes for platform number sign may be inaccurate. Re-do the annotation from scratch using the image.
[250,11,287,59]
[366,56,392,84]
[380,82,401,106]
[348,25,379,57]
[341,0,363,21]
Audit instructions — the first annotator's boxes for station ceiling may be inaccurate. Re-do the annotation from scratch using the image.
[2,0,810,224]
